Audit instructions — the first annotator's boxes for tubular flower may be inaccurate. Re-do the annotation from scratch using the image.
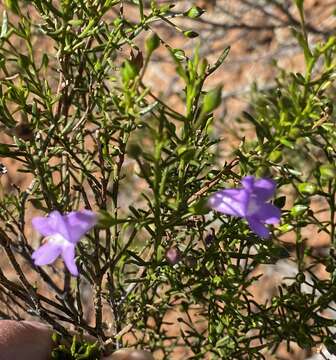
[208,176,281,238]
[32,210,97,276]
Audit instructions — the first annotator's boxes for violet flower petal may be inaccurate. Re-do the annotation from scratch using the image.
[247,216,270,238]
[255,203,281,224]
[208,189,249,217]
[242,176,276,201]
[32,211,70,240]
[32,214,57,237]
[61,245,78,276]
[209,176,280,238]
[241,176,255,191]
[64,210,97,243]
[32,242,62,266]
[253,178,276,201]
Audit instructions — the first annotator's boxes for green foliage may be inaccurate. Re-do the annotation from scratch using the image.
[51,334,101,360]
[0,0,335,359]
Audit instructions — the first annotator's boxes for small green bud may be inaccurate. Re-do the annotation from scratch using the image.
[159,4,175,14]
[298,182,317,195]
[207,170,219,180]
[172,48,186,61]
[319,164,336,179]
[290,204,308,217]
[121,59,138,83]
[184,6,204,19]
[145,33,160,55]
[268,150,282,163]
[183,30,199,39]
[202,86,222,114]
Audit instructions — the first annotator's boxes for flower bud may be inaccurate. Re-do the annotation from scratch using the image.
[121,60,138,83]
[298,182,317,195]
[184,6,204,19]
[165,247,181,265]
[183,30,199,39]
[202,86,222,114]
[145,33,160,55]
[268,150,282,163]
[290,204,308,217]
[319,164,336,179]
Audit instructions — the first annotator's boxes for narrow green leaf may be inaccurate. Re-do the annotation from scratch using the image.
[0,11,8,39]
[207,46,230,75]
[97,211,130,228]
[279,137,295,149]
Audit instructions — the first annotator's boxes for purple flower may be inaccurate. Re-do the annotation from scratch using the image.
[208,176,281,238]
[32,210,97,276]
